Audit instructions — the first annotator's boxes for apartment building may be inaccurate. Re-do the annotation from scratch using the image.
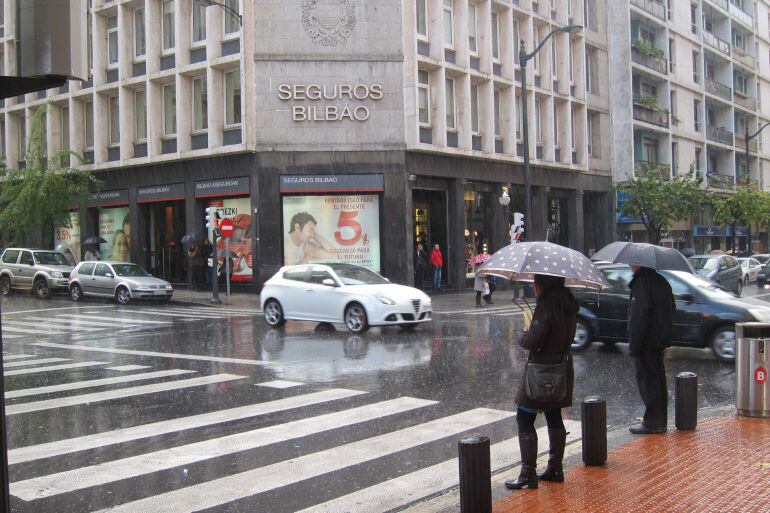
[610,0,770,253]
[0,0,614,291]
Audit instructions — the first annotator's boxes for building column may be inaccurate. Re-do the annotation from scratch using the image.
[448,179,465,289]
[531,184,549,242]
[569,189,585,253]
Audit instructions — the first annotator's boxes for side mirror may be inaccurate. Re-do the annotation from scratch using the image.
[322,278,337,287]
[676,293,694,303]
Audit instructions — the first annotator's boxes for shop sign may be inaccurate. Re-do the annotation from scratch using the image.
[280,174,384,194]
[137,183,185,204]
[282,194,381,272]
[277,83,384,122]
[88,189,129,207]
[692,226,722,237]
[195,177,250,198]
[615,191,641,224]
[99,207,131,262]
[206,197,253,283]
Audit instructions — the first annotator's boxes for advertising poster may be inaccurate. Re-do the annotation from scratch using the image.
[207,197,253,283]
[282,195,380,271]
[99,207,131,261]
[53,211,81,265]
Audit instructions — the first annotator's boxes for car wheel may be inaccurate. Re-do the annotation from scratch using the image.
[345,303,369,334]
[710,326,736,362]
[735,279,743,297]
[33,278,51,300]
[263,299,286,328]
[571,318,592,351]
[0,275,11,296]
[115,287,131,305]
[70,283,83,302]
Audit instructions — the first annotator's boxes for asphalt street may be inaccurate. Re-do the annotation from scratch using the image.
[1,284,764,513]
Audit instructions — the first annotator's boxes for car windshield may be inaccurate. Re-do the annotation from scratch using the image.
[112,264,150,277]
[330,264,389,285]
[33,252,69,266]
[689,257,718,271]
[739,259,749,268]
[665,271,735,299]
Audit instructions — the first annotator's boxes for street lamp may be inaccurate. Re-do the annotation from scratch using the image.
[499,185,511,244]
[519,24,582,239]
[202,0,242,25]
[743,121,770,253]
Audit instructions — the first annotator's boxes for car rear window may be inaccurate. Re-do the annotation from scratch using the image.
[283,269,307,282]
[1,250,19,264]
[78,263,96,276]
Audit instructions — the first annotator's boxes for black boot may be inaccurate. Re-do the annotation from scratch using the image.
[538,428,567,482]
[505,432,539,490]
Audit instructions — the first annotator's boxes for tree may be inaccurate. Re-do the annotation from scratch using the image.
[616,167,709,245]
[0,105,99,247]
[711,184,768,254]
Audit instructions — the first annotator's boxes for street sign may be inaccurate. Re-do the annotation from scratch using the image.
[219,218,235,238]
[755,367,767,385]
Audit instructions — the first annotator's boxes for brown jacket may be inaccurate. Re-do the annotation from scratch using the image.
[515,286,579,410]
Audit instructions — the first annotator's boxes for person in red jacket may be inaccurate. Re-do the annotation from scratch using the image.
[430,243,443,290]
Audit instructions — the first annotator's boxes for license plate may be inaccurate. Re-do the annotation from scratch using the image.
[154,290,167,295]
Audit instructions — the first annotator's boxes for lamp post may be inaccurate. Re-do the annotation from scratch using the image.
[519,24,582,239]
[743,121,770,254]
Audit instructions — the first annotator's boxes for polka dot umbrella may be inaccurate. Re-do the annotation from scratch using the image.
[476,241,609,291]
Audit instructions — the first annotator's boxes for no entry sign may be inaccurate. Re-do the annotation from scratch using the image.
[219,218,235,238]
[755,367,767,385]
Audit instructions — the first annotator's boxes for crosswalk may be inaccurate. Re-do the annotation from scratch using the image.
[0,344,580,513]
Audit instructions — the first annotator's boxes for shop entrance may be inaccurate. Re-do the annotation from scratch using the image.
[412,188,448,287]
[143,201,186,283]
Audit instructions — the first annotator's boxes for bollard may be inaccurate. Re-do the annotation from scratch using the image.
[458,433,491,513]
[581,396,607,466]
[675,372,698,430]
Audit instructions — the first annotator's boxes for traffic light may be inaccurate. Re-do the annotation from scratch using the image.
[205,207,220,232]
[513,212,524,231]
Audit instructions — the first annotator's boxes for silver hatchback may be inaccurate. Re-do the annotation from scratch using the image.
[69,261,173,305]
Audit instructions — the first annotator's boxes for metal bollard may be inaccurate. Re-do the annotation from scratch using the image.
[581,396,607,466]
[458,433,491,513]
[675,372,698,431]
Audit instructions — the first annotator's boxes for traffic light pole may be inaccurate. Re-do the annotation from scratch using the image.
[210,232,221,305]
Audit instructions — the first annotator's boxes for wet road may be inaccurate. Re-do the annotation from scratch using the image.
[0,287,756,513]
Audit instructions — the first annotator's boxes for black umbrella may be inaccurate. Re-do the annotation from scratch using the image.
[83,236,107,245]
[591,242,693,273]
[181,232,201,245]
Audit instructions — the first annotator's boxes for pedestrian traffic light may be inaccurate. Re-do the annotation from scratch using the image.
[205,207,220,231]
[513,212,525,231]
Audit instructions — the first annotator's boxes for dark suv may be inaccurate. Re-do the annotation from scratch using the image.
[688,254,743,296]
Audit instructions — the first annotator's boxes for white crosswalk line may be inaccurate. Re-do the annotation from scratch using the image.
[53,314,168,325]
[5,374,245,415]
[105,365,151,372]
[3,320,104,332]
[4,362,109,377]
[256,380,304,389]
[5,369,196,399]
[8,388,366,464]
[179,307,257,315]
[105,311,222,320]
[4,358,71,369]
[296,420,582,513]
[1,334,23,339]
[23,316,154,329]
[11,397,438,500]
[92,408,515,513]
[2,326,67,335]
[1,354,35,360]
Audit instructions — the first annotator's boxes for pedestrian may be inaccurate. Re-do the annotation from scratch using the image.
[84,244,100,261]
[414,243,429,290]
[505,274,578,491]
[187,242,204,291]
[473,266,487,308]
[201,238,213,286]
[628,265,675,435]
[430,243,443,290]
[484,275,496,304]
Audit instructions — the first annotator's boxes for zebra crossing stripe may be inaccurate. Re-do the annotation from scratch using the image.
[5,369,196,399]
[23,316,158,328]
[3,320,104,332]
[8,388,366,464]
[4,362,109,377]
[53,314,169,325]
[176,306,256,314]
[10,397,438,500]
[1,326,67,335]
[3,358,71,369]
[2,354,35,360]
[295,420,583,513]
[89,408,515,513]
[1,334,23,339]
[134,310,250,320]
[5,374,245,416]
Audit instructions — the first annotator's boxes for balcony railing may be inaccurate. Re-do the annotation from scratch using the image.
[707,172,735,189]
[707,0,728,10]
[705,77,732,101]
[630,0,667,21]
[635,160,672,180]
[703,30,731,56]
[732,46,755,68]
[706,125,734,145]
[734,91,757,110]
[735,135,759,153]
[631,46,668,74]
[633,102,669,127]
[736,174,759,188]
[729,2,753,27]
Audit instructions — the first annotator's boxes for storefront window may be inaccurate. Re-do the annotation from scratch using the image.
[207,197,253,282]
[99,207,131,262]
[464,185,493,278]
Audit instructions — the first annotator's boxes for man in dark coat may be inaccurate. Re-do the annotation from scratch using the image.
[628,265,676,434]
[414,243,428,290]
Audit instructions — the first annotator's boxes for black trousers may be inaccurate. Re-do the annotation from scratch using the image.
[635,350,668,428]
[516,408,564,434]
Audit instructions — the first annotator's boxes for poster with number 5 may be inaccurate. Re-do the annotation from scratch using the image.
[282,195,381,272]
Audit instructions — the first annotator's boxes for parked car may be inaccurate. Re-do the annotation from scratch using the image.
[757,261,770,287]
[738,257,762,285]
[571,264,770,362]
[688,254,743,296]
[0,248,74,299]
[68,261,173,305]
[260,263,432,334]
[751,253,770,265]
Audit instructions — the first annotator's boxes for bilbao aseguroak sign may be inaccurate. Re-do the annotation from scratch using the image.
[278,83,383,122]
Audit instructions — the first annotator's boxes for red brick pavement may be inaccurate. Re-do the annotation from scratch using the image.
[493,415,770,513]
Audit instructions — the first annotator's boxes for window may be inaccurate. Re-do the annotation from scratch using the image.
[107,15,118,67]
[588,112,601,158]
[109,95,120,145]
[491,12,499,60]
[470,83,479,134]
[551,38,557,80]
[18,115,25,161]
[585,47,599,94]
[162,0,175,51]
[494,89,501,137]
[585,0,598,31]
[223,0,239,35]
[516,94,522,139]
[733,30,744,51]
[668,38,674,72]
[513,19,520,64]
[283,268,308,282]
[691,4,697,33]
[534,98,542,145]
[78,262,96,275]
[0,0,4,29]
[163,84,176,136]
[192,0,206,44]
[692,51,699,82]
[84,101,94,148]
[225,71,241,126]
[61,106,69,152]
[2,250,20,264]
[445,78,455,129]
[87,1,93,74]
[694,99,700,131]
[134,8,146,58]
[20,251,33,267]
[468,3,477,54]
[553,104,559,147]
[416,0,427,37]
[135,90,147,141]
[443,0,453,46]
[418,70,430,126]
[670,90,676,116]
[695,147,702,174]
[568,41,574,83]
[94,263,112,277]
[735,72,747,94]
[193,77,208,131]
[672,142,678,174]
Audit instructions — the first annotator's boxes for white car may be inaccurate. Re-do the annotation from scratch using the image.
[738,257,762,285]
[260,264,432,333]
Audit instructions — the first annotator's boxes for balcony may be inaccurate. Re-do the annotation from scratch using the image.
[736,174,759,187]
[734,91,757,111]
[635,160,672,179]
[633,99,669,128]
[729,2,753,27]
[732,46,755,69]
[706,125,734,145]
[705,77,732,101]
[630,0,667,21]
[703,31,731,57]
[631,45,668,74]
[706,0,728,10]
[735,135,758,153]
[707,172,735,189]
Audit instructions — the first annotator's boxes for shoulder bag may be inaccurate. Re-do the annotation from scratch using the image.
[524,354,568,402]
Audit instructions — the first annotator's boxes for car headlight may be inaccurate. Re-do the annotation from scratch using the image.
[165,284,173,290]
[376,296,396,305]
[50,271,63,278]
[749,308,770,322]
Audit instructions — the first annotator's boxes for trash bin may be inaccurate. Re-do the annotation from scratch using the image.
[735,323,770,418]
